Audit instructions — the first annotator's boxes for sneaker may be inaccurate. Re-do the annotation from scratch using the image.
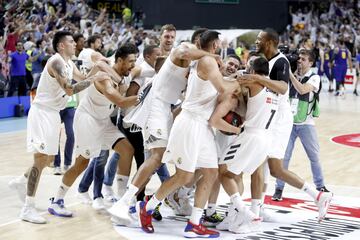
[216,204,236,231]
[152,204,162,221]
[103,184,115,199]
[168,191,192,216]
[203,212,223,227]
[54,167,62,175]
[77,192,92,205]
[136,201,154,233]
[260,205,278,222]
[104,195,118,207]
[184,220,220,238]
[317,186,330,192]
[107,198,132,225]
[316,191,333,222]
[20,205,46,224]
[48,198,73,217]
[272,188,283,201]
[335,91,340,96]
[8,176,26,203]
[63,165,70,172]
[111,207,139,228]
[229,208,261,234]
[354,90,359,96]
[92,197,106,211]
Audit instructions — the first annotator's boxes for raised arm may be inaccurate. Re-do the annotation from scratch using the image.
[197,56,226,94]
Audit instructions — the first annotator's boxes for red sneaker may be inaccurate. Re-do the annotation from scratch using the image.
[184,220,220,238]
[136,201,154,233]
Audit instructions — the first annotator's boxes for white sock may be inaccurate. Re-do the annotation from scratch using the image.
[230,192,245,212]
[55,183,69,202]
[261,192,266,205]
[190,207,204,225]
[116,175,129,198]
[301,182,318,200]
[206,203,216,216]
[121,184,138,205]
[146,195,161,212]
[178,186,191,198]
[25,196,35,207]
[250,199,262,217]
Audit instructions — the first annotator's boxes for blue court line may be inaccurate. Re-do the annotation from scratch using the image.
[0,117,27,133]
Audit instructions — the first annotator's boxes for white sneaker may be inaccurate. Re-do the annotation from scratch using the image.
[77,192,92,205]
[216,204,236,231]
[107,199,132,225]
[104,195,118,207]
[110,206,138,228]
[260,205,277,222]
[8,176,26,203]
[48,198,73,217]
[20,205,46,224]
[167,191,192,216]
[54,167,62,175]
[63,165,70,172]
[316,191,333,222]
[103,184,115,198]
[229,208,261,234]
[92,197,106,211]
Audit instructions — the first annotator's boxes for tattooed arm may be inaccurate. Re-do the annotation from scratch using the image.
[48,59,110,96]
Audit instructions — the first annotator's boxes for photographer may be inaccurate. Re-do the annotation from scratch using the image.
[273,49,329,200]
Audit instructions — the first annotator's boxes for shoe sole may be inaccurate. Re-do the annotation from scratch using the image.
[48,208,73,217]
[184,232,219,238]
[271,197,282,201]
[21,217,47,224]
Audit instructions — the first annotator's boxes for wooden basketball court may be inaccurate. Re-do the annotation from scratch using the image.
[0,86,359,240]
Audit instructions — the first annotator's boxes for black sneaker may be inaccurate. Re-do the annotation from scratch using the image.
[152,204,162,221]
[335,91,340,96]
[354,90,358,96]
[272,188,283,201]
[317,186,330,192]
[203,211,224,227]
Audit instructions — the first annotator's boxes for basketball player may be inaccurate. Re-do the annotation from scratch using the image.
[48,43,139,217]
[8,31,115,224]
[136,30,226,238]
[239,28,333,223]
[108,33,221,225]
[211,56,278,234]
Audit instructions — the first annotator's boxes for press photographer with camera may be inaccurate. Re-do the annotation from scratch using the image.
[273,49,329,200]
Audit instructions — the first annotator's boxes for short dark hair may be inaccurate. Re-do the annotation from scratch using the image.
[299,49,315,63]
[155,56,167,73]
[53,31,73,53]
[247,50,261,60]
[263,28,279,46]
[36,40,42,48]
[87,34,102,46]
[143,45,159,57]
[73,33,84,43]
[160,24,176,36]
[226,54,241,64]
[115,43,138,62]
[200,30,220,49]
[252,56,269,76]
[191,28,208,44]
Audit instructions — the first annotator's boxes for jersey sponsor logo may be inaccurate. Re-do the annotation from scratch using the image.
[331,133,360,148]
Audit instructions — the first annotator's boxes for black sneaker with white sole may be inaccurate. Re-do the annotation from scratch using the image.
[272,188,283,201]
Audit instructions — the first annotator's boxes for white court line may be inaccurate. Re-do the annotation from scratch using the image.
[0,201,82,228]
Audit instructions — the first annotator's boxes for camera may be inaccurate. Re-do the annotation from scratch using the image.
[278,44,299,73]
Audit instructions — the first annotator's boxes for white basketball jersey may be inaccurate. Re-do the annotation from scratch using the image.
[244,88,279,130]
[182,61,218,121]
[152,56,188,104]
[268,52,291,113]
[77,83,116,120]
[78,48,95,74]
[32,53,73,111]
